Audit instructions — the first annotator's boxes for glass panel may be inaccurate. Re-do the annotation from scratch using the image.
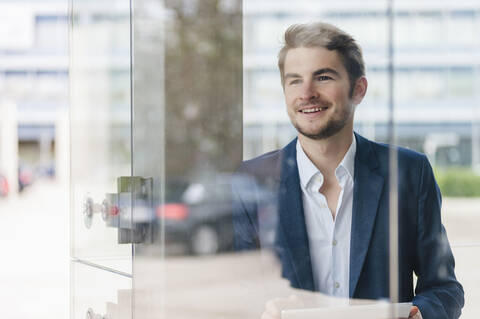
[131,0,277,316]
[392,9,480,241]
[392,2,479,318]
[241,0,471,318]
[71,261,131,319]
[69,0,132,272]
[130,0,165,317]
[242,1,401,316]
[452,246,480,318]
[132,0,407,318]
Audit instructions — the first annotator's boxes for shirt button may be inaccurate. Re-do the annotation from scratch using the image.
[335,282,340,289]
[332,239,337,246]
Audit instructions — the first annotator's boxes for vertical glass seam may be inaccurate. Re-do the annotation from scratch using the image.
[129,0,135,318]
[387,0,400,312]
[67,0,74,318]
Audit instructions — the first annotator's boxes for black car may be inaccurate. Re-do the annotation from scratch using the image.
[0,174,9,197]
[157,177,235,255]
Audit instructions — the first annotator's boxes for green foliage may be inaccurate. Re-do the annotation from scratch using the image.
[434,167,480,197]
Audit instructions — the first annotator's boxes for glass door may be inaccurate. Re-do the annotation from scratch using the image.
[70,0,133,318]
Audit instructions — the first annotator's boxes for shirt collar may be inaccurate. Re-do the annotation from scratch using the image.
[296,135,356,189]
[296,140,319,189]
[337,135,356,181]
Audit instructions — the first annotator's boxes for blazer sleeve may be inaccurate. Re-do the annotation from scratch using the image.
[231,171,260,250]
[412,156,464,319]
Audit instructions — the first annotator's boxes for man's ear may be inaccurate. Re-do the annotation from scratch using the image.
[352,76,368,105]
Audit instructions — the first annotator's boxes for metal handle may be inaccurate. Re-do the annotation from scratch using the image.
[83,196,99,229]
[83,194,120,229]
[82,176,153,244]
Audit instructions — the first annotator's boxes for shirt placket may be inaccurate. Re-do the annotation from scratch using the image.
[311,175,334,293]
[331,168,347,296]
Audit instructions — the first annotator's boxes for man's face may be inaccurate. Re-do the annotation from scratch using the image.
[283,46,361,140]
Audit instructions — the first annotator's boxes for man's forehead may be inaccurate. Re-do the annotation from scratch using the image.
[284,46,343,73]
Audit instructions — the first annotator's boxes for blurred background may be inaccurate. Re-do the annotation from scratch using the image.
[0,0,479,318]
[0,1,69,318]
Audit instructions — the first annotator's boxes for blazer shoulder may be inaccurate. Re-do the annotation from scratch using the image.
[237,149,282,179]
[365,138,428,166]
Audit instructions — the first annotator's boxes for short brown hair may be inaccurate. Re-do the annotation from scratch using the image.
[278,22,365,93]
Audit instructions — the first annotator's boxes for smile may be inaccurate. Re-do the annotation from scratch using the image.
[300,106,328,113]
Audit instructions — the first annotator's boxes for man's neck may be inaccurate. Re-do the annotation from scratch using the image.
[298,129,354,175]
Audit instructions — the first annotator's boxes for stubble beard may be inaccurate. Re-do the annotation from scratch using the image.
[293,103,353,140]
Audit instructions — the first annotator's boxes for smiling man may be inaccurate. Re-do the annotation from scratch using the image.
[232,23,464,319]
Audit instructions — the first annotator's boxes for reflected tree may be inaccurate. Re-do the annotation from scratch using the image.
[164,0,243,179]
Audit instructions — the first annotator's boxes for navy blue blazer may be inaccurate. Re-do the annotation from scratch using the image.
[232,133,464,319]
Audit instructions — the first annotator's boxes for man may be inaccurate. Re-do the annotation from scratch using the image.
[232,22,464,319]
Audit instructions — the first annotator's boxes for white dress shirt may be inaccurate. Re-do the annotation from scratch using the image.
[296,137,356,298]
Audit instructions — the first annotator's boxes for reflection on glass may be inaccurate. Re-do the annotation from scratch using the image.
[69,0,480,318]
[238,2,467,317]
[393,2,480,319]
[70,0,132,270]
[131,0,247,318]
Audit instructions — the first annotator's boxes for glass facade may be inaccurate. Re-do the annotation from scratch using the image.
[69,0,479,318]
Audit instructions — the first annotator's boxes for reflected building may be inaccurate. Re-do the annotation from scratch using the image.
[243,0,480,171]
[0,0,68,185]
[4,0,480,184]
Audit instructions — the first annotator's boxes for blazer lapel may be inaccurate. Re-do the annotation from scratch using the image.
[349,133,385,297]
[276,139,315,291]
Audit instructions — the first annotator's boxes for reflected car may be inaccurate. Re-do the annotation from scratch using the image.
[0,174,9,197]
[157,178,235,255]
[18,164,34,192]
[36,163,55,178]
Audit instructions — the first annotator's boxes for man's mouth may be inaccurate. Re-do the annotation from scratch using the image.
[299,106,329,113]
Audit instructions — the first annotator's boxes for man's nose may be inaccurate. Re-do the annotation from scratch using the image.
[299,82,318,100]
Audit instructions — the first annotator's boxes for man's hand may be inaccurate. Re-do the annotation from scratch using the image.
[408,306,422,319]
[398,306,423,319]
[261,295,304,319]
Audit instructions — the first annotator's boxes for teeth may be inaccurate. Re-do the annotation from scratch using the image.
[302,107,326,113]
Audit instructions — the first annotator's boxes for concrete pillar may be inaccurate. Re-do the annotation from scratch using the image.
[0,99,18,196]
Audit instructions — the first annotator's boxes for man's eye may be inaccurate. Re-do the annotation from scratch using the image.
[288,79,301,85]
[316,75,332,81]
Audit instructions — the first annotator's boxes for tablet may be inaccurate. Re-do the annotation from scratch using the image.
[282,302,412,319]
